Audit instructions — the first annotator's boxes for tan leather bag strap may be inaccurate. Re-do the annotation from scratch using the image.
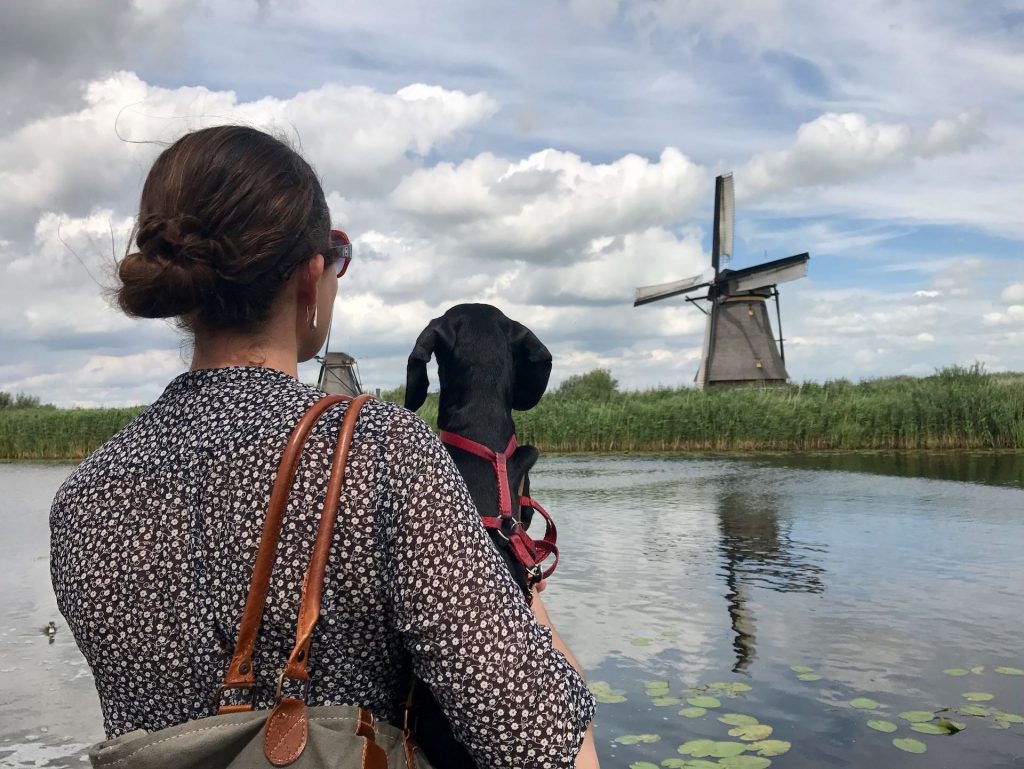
[280,394,372,682]
[261,394,382,766]
[218,394,351,707]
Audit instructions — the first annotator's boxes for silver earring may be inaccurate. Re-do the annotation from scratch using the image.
[308,305,318,330]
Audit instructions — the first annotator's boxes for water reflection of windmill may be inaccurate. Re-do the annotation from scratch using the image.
[716,486,825,673]
[635,173,810,388]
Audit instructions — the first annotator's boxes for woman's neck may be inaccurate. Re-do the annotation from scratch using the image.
[190,313,300,378]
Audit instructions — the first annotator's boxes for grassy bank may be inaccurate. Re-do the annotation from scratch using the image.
[0,407,143,460]
[409,366,1024,452]
[2,366,1022,460]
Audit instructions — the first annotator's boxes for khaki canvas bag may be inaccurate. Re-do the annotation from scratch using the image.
[89,394,435,769]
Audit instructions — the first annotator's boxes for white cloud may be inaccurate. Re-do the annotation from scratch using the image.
[1001,283,1024,305]
[391,147,705,261]
[0,72,496,242]
[738,111,984,201]
[984,305,1024,327]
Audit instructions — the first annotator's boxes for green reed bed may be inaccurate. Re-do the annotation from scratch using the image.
[0,406,143,460]
[2,366,1022,459]
[512,368,1024,452]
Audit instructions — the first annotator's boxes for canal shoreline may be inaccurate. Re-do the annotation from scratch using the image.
[3,366,1022,460]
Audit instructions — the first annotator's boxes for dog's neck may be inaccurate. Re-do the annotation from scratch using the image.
[437,395,515,453]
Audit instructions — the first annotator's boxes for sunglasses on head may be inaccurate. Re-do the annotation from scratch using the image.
[325,229,353,278]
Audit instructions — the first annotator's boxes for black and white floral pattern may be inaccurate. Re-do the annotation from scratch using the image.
[50,366,594,768]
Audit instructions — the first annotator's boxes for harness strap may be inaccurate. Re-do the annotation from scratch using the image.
[440,430,559,586]
[518,496,560,579]
[439,430,517,516]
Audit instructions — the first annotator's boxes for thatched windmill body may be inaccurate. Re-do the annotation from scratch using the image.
[317,351,363,396]
[635,173,810,388]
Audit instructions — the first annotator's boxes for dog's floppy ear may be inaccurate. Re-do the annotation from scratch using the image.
[405,318,452,411]
[509,321,552,411]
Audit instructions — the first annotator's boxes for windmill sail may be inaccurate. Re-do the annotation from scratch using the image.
[720,253,809,295]
[715,172,734,269]
[635,273,710,306]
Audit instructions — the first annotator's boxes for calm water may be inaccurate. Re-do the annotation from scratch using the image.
[2,454,1023,768]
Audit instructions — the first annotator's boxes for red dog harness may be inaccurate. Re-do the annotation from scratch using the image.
[440,430,559,589]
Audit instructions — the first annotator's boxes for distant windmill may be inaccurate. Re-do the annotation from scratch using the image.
[317,351,363,396]
[635,173,810,388]
[315,318,363,397]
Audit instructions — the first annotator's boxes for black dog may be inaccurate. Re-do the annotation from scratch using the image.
[404,303,553,768]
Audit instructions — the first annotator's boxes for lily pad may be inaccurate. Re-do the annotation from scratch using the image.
[749,740,791,757]
[632,637,653,647]
[708,742,748,758]
[729,724,773,741]
[995,666,1024,675]
[678,740,746,759]
[893,737,927,754]
[652,696,682,706]
[661,630,682,638]
[970,666,985,674]
[678,740,716,757]
[866,719,898,733]
[797,673,822,681]
[943,667,969,676]
[962,692,994,702]
[994,712,1024,724]
[594,692,627,704]
[718,757,772,769]
[898,710,935,723]
[850,698,880,710]
[678,707,707,718]
[687,695,722,708]
[910,722,948,735]
[630,763,660,769]
[663,761,718,769]
[644,680,671,691]
[719,714,759,726]
[790,665,815,674]
[588,681,612,692]
[616,734,661,745]
[960,705,993,717]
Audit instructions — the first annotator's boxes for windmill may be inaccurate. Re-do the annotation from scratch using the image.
[635,173,809,388]
[316,318,363,397]
[317,351,363,396]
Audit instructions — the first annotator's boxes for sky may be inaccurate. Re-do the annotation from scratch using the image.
[2,0,1023,407]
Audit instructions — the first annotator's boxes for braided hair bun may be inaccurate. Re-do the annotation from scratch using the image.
[116,126,330,331]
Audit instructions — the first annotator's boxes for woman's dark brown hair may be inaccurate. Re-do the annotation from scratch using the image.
[117,125,330,331]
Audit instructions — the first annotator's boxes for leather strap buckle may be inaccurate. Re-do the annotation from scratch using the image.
[274,670,310,704]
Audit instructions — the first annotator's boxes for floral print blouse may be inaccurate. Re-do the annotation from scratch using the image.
[50,366,594,768]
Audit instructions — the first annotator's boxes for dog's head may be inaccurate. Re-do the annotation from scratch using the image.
[404,303,552,414]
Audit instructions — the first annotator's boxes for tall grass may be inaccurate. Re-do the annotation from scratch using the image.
[3,366,1022,460]
[0,407,143,460]
[392,365,1024,452]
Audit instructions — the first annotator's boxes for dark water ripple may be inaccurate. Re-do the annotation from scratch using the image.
[3,454,1024,768]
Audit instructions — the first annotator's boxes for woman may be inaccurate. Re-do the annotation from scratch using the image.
[49,126,598,769]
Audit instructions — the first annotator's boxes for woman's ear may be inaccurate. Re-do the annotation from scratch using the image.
[509,322,552,411]
[296,254,326,305]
